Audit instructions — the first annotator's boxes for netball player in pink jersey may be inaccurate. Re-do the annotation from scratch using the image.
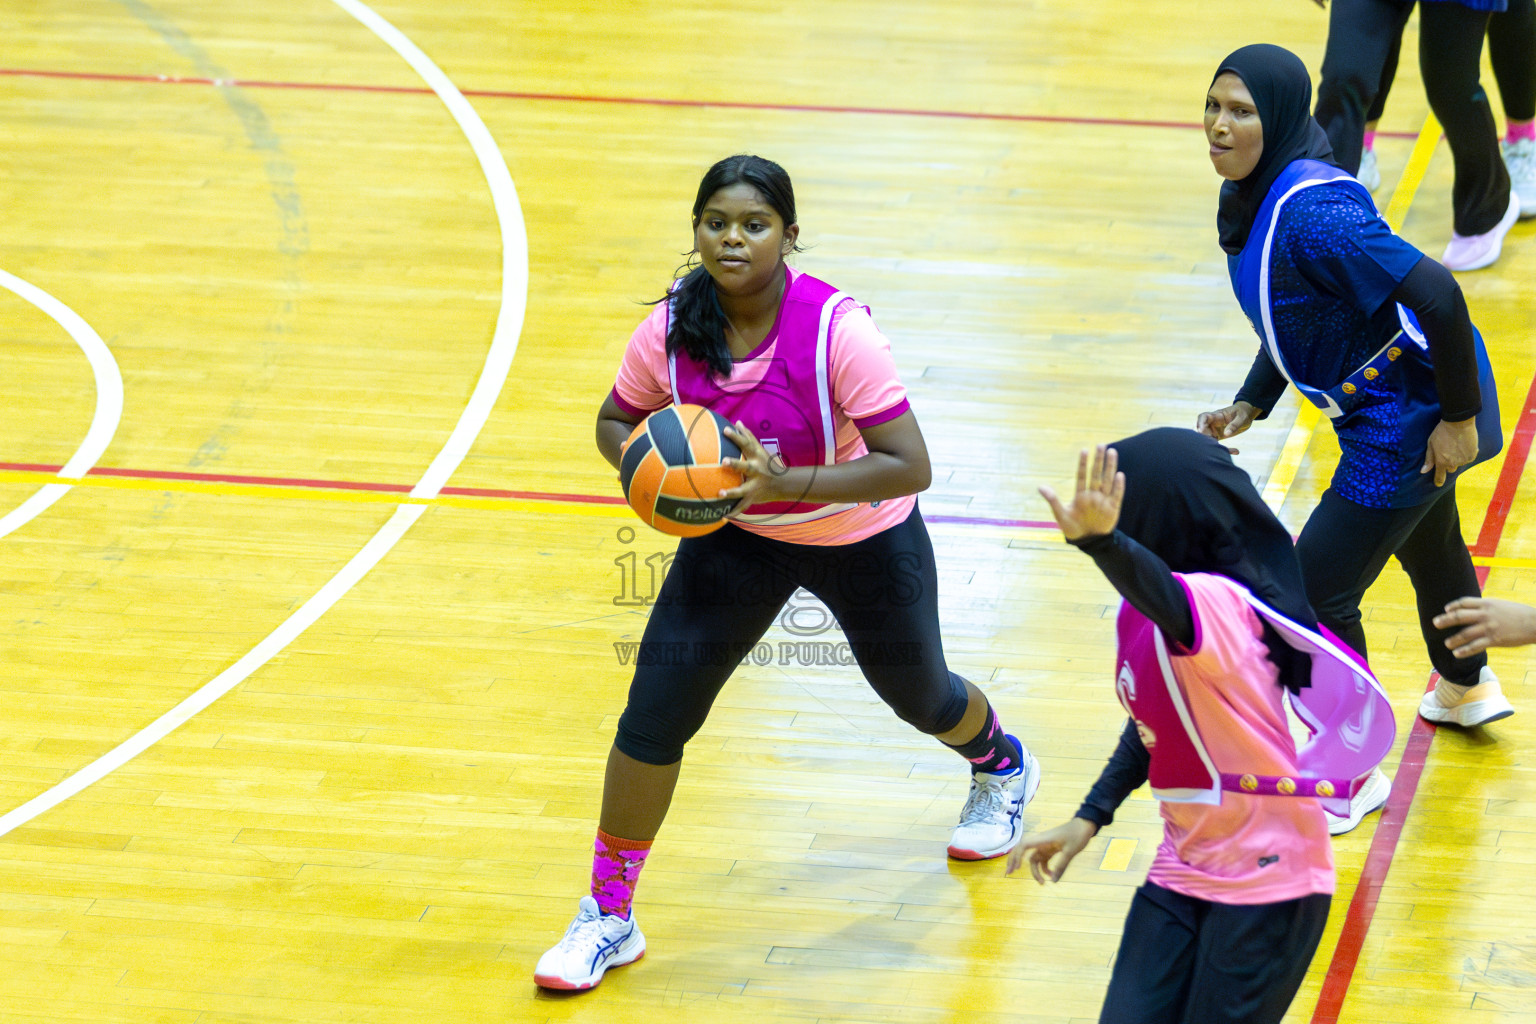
[1013,429,1393,1024]
[534,155,1040,990]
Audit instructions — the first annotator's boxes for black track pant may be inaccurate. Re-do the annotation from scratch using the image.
[1296,484,1486,685]
[1317,0,1512,234]
[1099,883,1330,1024]
[1491,0,1536,122]
[615,506,970,766]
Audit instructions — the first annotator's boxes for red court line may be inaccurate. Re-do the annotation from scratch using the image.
[0,461,626,506]
[1310,673,1450,1023]
[1310,377,1536,1021]
[1472,373,1536,556]
[0,461,1069,525]
[0,66,1423,137]
[92,465,412,493]
[441,484,626,505]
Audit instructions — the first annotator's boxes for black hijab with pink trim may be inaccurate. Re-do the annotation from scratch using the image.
[1111,428,1318,691]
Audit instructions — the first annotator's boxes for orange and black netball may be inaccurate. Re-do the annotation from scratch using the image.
[619,403,743,537]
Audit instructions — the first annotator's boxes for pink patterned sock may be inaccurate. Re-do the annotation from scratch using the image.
[943,705,1022,775]
[591,828,652,919]
[1508,120,1536,144]
[1362,130,1376,152]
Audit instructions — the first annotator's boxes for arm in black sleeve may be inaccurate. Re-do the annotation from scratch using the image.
[1389,255,1481,421]
[1234,346,1289,420]
[1071,529,1194,648]
[1074,718,1151,829]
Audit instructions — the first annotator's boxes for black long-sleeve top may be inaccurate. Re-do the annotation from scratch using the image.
[1066,530,1190,828]
[1236,254,1481,423]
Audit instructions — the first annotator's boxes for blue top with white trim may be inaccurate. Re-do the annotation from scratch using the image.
[1227,159,1501,509]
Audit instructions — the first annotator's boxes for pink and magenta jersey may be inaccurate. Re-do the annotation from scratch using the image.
[611,266,916,545]
[1119,573,1335,905]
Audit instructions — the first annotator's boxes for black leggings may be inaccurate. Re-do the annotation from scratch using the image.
[1295,484,1486,685]
[1322,0,1536,150]
[1099,883,1330,1024]
[614,506,970,765]
[1491,0,1536,122]
[1316,0,1512,234]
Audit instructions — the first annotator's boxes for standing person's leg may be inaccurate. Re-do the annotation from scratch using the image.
[1097,884,1201,1024]
[1359,24,1405,191]
[806,507,1039,860]
[1421,1,1519,267]
[1393,486,1486,685]
[1294,488,1436,832]
[1371,21,1404,123]
[535,526,797,990]
[1395,486,1516,725]
[1489,0,1536,126]
[1178,893,1332,1024]
[1489,0,1536,216]
[1316,0,1415,173]
[1294,488,1428,661]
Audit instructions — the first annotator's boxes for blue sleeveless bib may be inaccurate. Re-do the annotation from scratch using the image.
[1227,159,1501,507]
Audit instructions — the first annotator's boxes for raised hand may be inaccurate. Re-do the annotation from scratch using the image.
[1039,445,1124,542]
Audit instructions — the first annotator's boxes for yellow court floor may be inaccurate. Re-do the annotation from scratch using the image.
[2,2,1536,1023]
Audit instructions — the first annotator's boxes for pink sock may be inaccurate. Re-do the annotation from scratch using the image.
[944,705,1021,774]
[1362,130,1376,152]
[591,829,652,919]
[1508,120,1535,144]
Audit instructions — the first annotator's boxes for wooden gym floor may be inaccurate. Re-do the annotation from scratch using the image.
[2,2,1535,1022]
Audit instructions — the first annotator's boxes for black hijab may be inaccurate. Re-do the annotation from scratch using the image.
[1213,43,1336,254]
[1110,428,1317,689]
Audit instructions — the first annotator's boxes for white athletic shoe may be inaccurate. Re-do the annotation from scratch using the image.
[1503,138,1536,219]
[533,896,646,990]
[948,740,1041,861]
[1325,765,1391,836]
[1442,192,1522,271]
[1358,147,1382,193]
[1418,666,1515,728]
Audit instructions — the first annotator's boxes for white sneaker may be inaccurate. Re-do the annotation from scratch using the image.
[1503,138,1536,219]
[1418,666,1515,728]
[533,895,646,990]
[948,739,1040,861]
[1325,765,1391,836]
[1442,192,1522,271]
[1358,147,1382,193]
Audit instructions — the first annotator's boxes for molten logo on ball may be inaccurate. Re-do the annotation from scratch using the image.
[619,404,744,537]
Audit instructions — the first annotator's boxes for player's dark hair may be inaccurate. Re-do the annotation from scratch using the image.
[658,155,802,377]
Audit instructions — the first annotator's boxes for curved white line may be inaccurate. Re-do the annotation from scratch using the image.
[0,1,527,837]
[0,268,124,540]
[330,0,529,500]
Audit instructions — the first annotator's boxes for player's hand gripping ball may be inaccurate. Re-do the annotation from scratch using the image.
[619,404,744,536]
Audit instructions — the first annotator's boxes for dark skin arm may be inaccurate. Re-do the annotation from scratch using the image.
[721,410,931,510]
[595,395,933,507]
[596,392,645,470]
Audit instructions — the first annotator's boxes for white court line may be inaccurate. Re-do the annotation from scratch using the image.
[0,0,528,837]
[330,0,529,501]
[0,268,124,540]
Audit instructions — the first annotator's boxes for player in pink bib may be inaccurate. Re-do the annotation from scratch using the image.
[1012,429,1394,1024]
[534,155,1040,991]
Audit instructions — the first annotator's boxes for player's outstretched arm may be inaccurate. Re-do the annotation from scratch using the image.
[1006,818,1098,884]
[1435,597,1536,657]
